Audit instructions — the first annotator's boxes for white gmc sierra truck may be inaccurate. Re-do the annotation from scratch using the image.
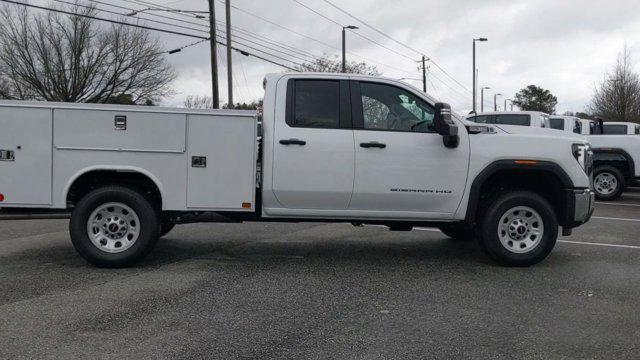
[547,117,640,200]
[0,73,594,267]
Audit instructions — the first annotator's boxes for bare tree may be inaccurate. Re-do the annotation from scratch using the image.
[0,3,175,104]
[296,55,380,76]
[184,95,213,109]
[590,46,640,122]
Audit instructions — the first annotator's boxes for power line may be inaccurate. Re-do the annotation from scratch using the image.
[217,0,337,50]
[126,0,422,78]
[289,0,470,96]
[0,0,299,71]
[91,0,209,29]
[290,0,417,62]
[321,0,471,94]
[105,0,323,63]
[52,0,205,35]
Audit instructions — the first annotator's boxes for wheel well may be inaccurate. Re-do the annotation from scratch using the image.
[593,150,634,180]
[66,170,162,209]
[471,169,568,227]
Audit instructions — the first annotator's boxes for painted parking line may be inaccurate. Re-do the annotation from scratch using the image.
[558,240,640,250]
[413,227,640,250]
[592,216,640,223]
[596,202,640,207]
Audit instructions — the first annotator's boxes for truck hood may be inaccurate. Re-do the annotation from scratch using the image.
[493,124,588,143]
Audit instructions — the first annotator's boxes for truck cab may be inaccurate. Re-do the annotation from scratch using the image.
[548,115,584,134]
[0,73,594,268]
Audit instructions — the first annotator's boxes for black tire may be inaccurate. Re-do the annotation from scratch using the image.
[593,166,625,201]
[439,223,475,241]
[479,191,558,267]
[69,186,160,268]
[160,220,176,237]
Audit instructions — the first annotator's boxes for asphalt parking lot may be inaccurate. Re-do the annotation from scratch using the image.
[1,192,640,359]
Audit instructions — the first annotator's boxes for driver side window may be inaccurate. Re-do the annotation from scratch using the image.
[360,82,435,133]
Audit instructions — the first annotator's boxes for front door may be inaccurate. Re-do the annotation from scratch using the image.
[349,81,469,218]
[271,79,355,210]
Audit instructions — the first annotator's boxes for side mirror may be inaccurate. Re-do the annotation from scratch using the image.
[434,102,459,148]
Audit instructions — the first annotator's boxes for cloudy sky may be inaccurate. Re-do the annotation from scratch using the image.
[50,0,640,114]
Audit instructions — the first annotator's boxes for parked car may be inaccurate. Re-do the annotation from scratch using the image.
[0,73,594,267]
[466,111,551,128]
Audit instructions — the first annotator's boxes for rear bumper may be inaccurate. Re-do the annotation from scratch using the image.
[563,188,595,228]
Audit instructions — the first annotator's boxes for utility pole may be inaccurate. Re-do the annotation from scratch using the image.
[225,0,233,108]
[418,56,430,93]
[208,0,219,109]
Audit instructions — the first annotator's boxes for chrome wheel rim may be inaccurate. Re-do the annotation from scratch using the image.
[498,206,544,254]
[594,172,617,196]
[87,202,140,253]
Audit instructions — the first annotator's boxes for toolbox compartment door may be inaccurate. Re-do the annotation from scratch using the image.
[0,107,52,206]
[186,114,256,210]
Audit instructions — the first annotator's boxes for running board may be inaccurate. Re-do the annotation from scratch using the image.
[0,209,71,220]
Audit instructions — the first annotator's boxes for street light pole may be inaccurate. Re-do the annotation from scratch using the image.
[472,38,488,114]
[481,87,490,113]
[208,0,219,109]
[342,25,358,73]
[225,0,233,108]
[494,93,502,111]
[505,99,514,111]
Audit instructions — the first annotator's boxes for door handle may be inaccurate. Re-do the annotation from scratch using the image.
[360,141,386,149]
[279,139,306,146]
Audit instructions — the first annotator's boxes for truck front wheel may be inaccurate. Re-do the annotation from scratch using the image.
[479,191,558,267]
[593,166,625,201]
[69,186,160,268]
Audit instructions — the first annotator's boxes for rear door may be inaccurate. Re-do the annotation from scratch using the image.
[271,79,355,209]
[0,107,52,206]
[349,81,469,217]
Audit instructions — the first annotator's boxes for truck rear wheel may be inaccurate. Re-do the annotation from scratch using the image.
[479,191,558,267]
[593,166,625,201]
[69,186,160,268]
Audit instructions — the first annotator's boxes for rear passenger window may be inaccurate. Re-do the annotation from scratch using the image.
[603,125,627,135]
[493,115,531,126]
[290,80,340,128]
[549,118,564,130]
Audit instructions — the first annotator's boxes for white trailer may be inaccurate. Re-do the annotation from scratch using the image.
[0,73,594,268]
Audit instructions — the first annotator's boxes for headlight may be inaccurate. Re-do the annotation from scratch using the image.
[572,144,593,174]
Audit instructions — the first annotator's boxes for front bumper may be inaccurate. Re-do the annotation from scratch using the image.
[564,188,595,228]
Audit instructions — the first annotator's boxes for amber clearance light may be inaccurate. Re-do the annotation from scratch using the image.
[514,160,538,165]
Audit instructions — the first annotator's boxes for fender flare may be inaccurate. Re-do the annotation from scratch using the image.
[464,160,574,225]
[62,165,166,209]
[591,148,635,177]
